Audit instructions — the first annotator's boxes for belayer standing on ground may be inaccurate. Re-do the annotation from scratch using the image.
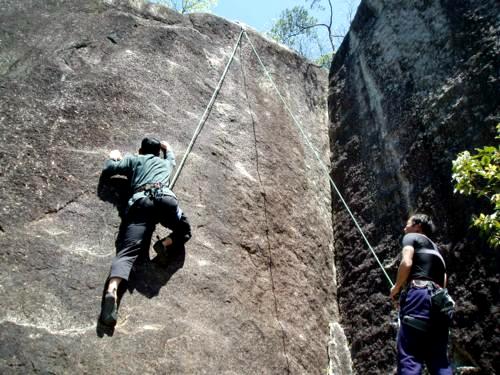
[99,137,192,327]
[390,214,454,375]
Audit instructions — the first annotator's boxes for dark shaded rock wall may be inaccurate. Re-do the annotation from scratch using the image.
[329,0,499,374]
[0,0,351,373]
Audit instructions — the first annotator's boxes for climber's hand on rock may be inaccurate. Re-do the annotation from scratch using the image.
[109,149,122,160]
[160,141,169,151]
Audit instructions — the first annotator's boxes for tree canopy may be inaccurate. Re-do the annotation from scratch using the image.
[269,6,322,58]
[268,0,347,68]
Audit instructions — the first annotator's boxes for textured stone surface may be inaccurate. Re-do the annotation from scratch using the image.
[0,0,348,373]
[329,0,499,374]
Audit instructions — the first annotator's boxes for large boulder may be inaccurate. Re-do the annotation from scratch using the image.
[0,0,350,373]
[329,0,499,373]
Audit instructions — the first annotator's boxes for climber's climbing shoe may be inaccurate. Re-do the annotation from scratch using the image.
[100,291,118,326]
[153,236,170,255]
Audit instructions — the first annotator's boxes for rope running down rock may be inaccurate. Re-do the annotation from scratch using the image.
[169,28,245,190]
[170,27,394,288]
[243,31,394,288]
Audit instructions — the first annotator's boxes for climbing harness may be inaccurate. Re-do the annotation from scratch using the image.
[400,280,455,332]
[134,182,163,193]
[402,315,430,332]
[135,182,165,200]
[170,27,394,288]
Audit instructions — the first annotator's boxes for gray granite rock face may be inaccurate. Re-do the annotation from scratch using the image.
[329,0,499,374]
[0,0,349,373]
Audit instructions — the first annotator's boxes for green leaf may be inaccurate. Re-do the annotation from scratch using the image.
[452,123,500,248]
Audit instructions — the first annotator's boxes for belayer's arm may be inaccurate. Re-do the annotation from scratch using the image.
[389,245,414,301]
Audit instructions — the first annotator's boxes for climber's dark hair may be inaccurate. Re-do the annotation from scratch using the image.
[410,213,436,236]
[140,137,161,156]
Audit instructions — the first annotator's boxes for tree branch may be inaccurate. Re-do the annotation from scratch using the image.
[293,22,344,38]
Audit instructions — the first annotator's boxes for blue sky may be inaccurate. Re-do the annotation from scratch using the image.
[214,0,310,31]
[151,0,361,58]
[213,0,360,38]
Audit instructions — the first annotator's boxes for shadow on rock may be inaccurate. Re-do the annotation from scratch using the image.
[128,245,186,298]
[95,245,186,338]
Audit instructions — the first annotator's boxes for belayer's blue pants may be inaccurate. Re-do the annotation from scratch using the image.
[397,287,452,375]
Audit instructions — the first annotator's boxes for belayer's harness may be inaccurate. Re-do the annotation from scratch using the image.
[402,280,455,332]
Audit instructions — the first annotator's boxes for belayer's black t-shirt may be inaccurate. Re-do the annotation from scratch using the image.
[402,233,446,286]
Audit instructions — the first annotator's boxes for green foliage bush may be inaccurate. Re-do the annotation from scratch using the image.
[452,124,500,248]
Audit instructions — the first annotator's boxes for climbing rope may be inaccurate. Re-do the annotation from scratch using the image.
[243,31,395,288]
[168,26,394,288]
[169,28,245,190]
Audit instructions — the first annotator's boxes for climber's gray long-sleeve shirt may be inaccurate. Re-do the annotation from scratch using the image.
[103,150,176,207]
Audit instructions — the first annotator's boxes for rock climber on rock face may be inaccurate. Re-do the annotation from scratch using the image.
[390,214,453,375]
[99,137,192,327]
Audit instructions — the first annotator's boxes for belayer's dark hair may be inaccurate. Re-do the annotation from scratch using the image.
[410,213,436,236]
[140,137,161,156]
